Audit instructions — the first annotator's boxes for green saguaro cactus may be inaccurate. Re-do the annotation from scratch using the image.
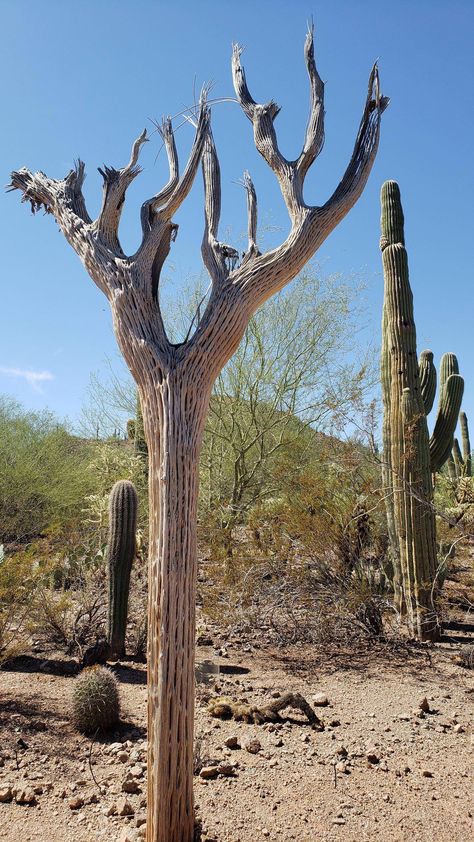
[379,180,464,640]
[451,411,472,478]
[106,480,138,658]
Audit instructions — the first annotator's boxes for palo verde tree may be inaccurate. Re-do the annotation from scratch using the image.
[9,27,387,842]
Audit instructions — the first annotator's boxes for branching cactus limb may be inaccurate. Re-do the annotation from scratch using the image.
[106,480,138,658]
[429,370,464,473]
[418,350,436,415]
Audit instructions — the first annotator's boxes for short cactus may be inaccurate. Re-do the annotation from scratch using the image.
[72,665,120,733]
[106,480,138,658]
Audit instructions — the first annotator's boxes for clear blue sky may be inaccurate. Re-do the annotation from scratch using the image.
[1,0,473,431]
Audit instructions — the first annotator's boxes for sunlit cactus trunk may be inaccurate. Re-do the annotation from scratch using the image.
[380,181,439,640]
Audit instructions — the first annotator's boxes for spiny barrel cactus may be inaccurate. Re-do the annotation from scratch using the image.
[72,665,120,733]
[380,181,441,640]
[106,480,138,658]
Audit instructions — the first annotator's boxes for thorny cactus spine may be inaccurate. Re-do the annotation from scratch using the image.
[72,665,120,733]
[106,480,138,658]
[380,180,439,640]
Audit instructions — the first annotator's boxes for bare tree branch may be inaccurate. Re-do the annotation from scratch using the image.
[319,63,389,223]
[201,128,239,283]
[96,129,148,253]
[241,170,259,264]
[140,118,178,234]
[8,161,91,223]
[135,94,210,286]
[296,22,325,179]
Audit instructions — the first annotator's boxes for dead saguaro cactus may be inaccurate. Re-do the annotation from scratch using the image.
[9,25,387,842]
[106,480,138,658]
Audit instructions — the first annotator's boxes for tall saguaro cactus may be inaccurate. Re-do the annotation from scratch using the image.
[106,480,138,658]
[10,27,387,842]
[380,181,438,638]
[380,181,463,640]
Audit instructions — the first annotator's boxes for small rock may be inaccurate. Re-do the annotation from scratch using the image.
[244,739,261,754]
[329,719,341,728]
[104,803,117,816]
[68,796,84,810]
[418,697,430,713]
[15,788,37,806]
[117,797,134,816]
[129,765,144,778]
[422,770,434,778]
[332,817,346,825]
[217,762,236,777]
[199,766,219,780]
[117,751,129,763]
[313,693,329,707]
[335,761,350,775]
[0,786,13,803]
[224,736,240,749]
[118,829,137,842]
[122,779,141,794]
[366,752,380,765]
[453,724,465,734]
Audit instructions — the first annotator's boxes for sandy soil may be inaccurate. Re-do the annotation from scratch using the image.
[0,635,472,842]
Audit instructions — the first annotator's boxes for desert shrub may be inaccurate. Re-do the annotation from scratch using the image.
[0,397,94,545]
[0,547,51,664]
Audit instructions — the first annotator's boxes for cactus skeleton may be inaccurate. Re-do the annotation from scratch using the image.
[106,480,138,658]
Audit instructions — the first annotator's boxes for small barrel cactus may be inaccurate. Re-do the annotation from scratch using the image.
[72,665,120,733]
[106,479,138,658]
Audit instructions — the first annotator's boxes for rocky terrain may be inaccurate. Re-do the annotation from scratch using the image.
[0,639,472,842]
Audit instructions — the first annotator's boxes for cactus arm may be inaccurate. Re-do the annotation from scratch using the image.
[429,373,464,473]
[460,411,472,476]
[418,350,436,415]
[447,450,458,481]
[452,437,463,476]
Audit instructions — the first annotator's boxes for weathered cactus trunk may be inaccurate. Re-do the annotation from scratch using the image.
[141,371,210,842]
[380,181,439,640]
[106,480,138,658]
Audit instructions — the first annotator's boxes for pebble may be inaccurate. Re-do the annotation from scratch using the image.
[15,787,37,806]
[117,797,135,816]
[313,693,329,707]
[224,736,240,749]
[68,796,84,810]
[200,766,219,779]
[0,786,13,803]
[122,778,141,794]
[244,739,262,754]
